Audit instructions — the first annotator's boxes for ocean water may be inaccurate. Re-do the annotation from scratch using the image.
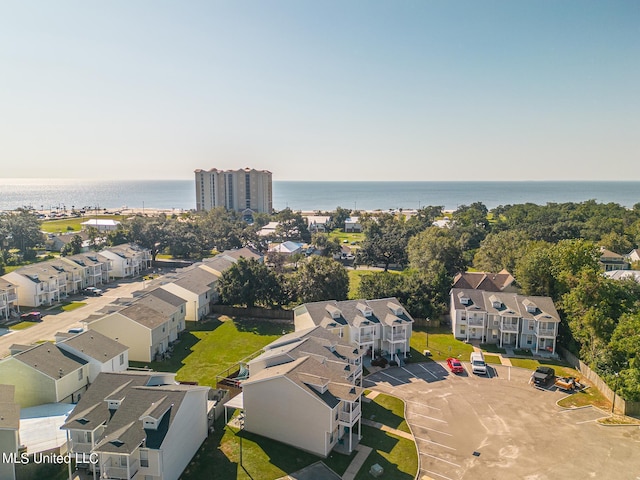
[0,179,638,212]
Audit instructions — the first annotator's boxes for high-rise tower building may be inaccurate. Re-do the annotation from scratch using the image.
[194,167,272,213]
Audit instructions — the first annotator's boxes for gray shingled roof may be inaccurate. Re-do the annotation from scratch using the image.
[13,342,87,379]
[0,384,20,430]
[144,288,186,308]
[62,372,166,432]
[60,330,128,361]
[172,268,218,294]
[450,289,560,323]
[300,298,414,329]
[133,293,180,318]
[120,303,168,329]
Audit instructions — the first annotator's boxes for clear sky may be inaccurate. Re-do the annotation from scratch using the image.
[1,1,638,181]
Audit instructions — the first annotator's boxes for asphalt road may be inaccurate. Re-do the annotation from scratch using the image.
[365,362,640,480]
[0,278,147,357]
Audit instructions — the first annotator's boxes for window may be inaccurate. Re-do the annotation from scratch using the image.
[119,353,125,366]
[140,449,149,468]
[460,327,466,335]
[78,369,83,381]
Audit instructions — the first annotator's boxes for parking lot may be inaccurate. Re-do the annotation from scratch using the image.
[0,277,148,357]
[365,362,640,480]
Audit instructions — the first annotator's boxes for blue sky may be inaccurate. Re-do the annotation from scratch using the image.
[1,1,638,181]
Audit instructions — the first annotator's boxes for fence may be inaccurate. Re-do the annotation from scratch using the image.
[210,304,294,321]
[559,346,640,416]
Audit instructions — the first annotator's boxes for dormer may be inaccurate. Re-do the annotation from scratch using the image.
[458,292,470,305]
[387,302,404,316]
[299,373,330,394]
[326,305,342,319]
[489,295,502,309]
[107,399,122,410]
[523,299,537,314]
[139,399,171,431]
[356,302,372,317]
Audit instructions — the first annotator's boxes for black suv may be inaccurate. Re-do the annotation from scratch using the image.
[532,366,555,386]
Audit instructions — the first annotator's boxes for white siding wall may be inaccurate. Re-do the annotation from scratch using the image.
[244,376,331,457]
[159,388,209,480]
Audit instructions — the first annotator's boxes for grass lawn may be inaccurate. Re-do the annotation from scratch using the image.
[183,416,355,480]
[363,393,410,433]
[328,229,365,245]
[9,321,39,331]
[129,316,288,386]
[410,326,474,362]
[60,301,87,312]
[557,387,611,411]
[354,425,418,480]
[483,354,502,365]
[509,358,578,378]
[41,214,127,233]
[480,343,507,354]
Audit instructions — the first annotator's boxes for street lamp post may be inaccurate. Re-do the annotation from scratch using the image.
[611,372,620,414]
[238,413,245,467]
[426,318,430,347]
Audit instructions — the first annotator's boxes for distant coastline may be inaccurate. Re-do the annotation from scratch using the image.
[0,179,638,213]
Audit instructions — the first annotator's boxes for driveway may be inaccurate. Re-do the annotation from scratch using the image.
[364,362,640,480]
[0,278,148,357]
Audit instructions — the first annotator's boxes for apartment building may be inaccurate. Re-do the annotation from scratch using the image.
[450,289,561,354]
[194,167,272,214]
[294,298,414,362]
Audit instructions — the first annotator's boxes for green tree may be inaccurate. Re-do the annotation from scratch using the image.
[514,242,555,297]
[127,216,170,262]
[331,207,352,230]
[61,234,84,256]
[275,208,311,243]
[358,214,408,271]
[0,208,45,257]
[607,312,640,401]
[473,230,530,273]
[599,231,634,255]
[311,233,341,257]
[293,257,348,303]
[218,258,281,308]
[197,207,245,252]
[407,227,466,277]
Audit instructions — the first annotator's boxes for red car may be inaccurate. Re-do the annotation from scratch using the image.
[446,357,464,374]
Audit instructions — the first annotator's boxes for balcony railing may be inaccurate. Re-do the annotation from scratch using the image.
[103,459,139,480]
[7,294,17,302]
[467,319,484,326]
[536,328,556,337]
[500,323,519,332]
[385,332,407,342]
[355,334,374,343]
[339,403,361,425]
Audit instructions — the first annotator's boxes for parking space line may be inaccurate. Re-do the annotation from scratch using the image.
[420,452,461,468]
[408,411,448,424]
[422,468,455,480]
[380,371,403,383]
[415,436,456,450]
[401,366,416,377]
[411,425,453,436]
[418,363,440,379]
[406,400,442,411]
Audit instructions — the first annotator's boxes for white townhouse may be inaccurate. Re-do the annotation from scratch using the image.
[99,244,152,279]
[243,355,363,458]
[294,298,414,362]
[0,278,19,321]
[141,288,187,343]
[249,326,364,387]
[2,263,67,308]
[56,330,129,382]
[83,302,174,363]
[62,252,112,286]
[159,268,217,321]
[450,289,561,354]
[0,385,20,480]
[47,259,84,296]
[61,371,210,480]
[0,342,90,407]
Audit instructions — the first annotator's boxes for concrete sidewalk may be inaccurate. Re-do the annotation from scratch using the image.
[341,444,373,480]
